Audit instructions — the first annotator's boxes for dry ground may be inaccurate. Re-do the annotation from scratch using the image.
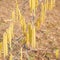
[0,0,60,60]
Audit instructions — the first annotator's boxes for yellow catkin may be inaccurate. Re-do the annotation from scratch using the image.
[29,0,38,16]
[8,30,12,49]
[45,0,49,12]
[41,3,46,24]
[31,26,36,48]
[7,23,14,49]
[35,0,38,8]
[55,49,59,59]
[15,0,19,21]
[22,19,26,34]
[49,0,55,10]
[32,0,36,16]
[29,0,32,10]
[19,9,26,34]
[27,23,36,48]
[0,42,2,51]
[11,11,15,22]
[53,0,55,8]
[9,54,13,60]
[26,31,30,47]
[50,0,53,10]
[20,47,23,60]
[3,32,8,58]
[29,0,35,11]
[9,23,14,38]
[29,0,38,11]
[28,23,32,44]
[35,2,46,30]
[6,29,11,44]
[35,17,41,30]
[0,42,2,57]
